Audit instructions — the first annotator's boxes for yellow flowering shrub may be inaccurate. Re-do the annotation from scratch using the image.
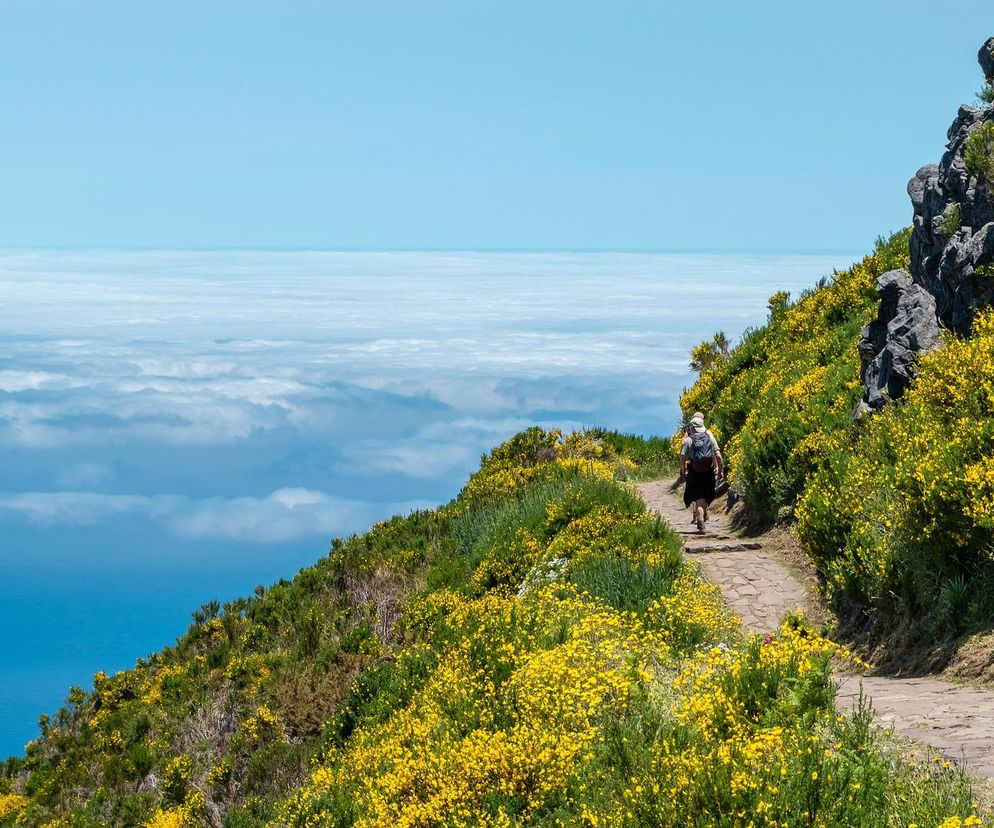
[797,308,994,630]
[144,806,189,828]
[938,816,985,828]
[0,794,28,820]
[276,575,729,827]
[143,789,205,828]
[577,618,978,828]
[457,427,629,511]
[645,569,740,651]
[240,705,285,744]
[140,664,184,705]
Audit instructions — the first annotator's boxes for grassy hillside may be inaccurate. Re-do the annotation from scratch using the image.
[681,230,994,642]
[0,428,983,826]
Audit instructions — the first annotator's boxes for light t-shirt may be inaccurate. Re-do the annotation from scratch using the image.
[680,430,720,459]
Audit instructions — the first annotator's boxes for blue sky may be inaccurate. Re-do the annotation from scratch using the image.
[1,1,991,250]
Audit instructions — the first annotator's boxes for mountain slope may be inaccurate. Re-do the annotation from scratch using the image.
[0,429,983,827]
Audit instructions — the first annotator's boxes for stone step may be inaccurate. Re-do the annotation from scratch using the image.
[675,530,734,539]
[683,541,763,554]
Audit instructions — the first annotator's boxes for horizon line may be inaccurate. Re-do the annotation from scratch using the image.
[0,244,867,256]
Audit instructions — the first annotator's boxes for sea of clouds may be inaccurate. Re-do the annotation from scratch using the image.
[0,248,853,753]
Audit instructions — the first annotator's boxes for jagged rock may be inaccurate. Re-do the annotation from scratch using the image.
[861,39,994,411]
[980,37,994,80]
[908,164,939,214]
[906,40,994,338]
[858,269,940,412]
[137,772,161,794]
[205,800,225,828]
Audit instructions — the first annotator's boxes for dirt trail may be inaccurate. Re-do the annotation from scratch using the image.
[637,479,994,780]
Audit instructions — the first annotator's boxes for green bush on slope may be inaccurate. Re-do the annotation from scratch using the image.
[796,308,994,635]
[965,120,994,181]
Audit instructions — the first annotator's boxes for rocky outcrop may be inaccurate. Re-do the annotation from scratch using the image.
[909,106,994,335]
[859,36,994,411]
[907,39,994,335]
[857,269,940,413]
[979,36,994,80]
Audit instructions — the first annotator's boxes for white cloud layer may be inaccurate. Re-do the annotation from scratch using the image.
[0,488,433,543]
[0,249,855,543]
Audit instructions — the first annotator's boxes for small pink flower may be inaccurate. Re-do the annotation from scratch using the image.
[763,633,773,645]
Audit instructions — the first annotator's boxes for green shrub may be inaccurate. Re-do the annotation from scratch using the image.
[591,429,676,481]
[109,792,157,825]
[940,201,962,237]
[964,119,994,181]
[223,798,282,828]
[320,646,437,753]
[570,552,680,614]
[243,741,310,797]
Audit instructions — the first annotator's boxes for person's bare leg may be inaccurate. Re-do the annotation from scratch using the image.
[695,500,706,532]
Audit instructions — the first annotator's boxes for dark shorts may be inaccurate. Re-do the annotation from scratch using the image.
[684,467,716,507]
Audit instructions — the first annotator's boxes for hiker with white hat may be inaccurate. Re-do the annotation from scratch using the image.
[679,411,724,533]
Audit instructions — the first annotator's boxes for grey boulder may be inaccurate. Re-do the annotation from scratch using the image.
[858,269,940,412]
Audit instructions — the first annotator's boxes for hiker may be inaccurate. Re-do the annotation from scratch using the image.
[680,412,724,532]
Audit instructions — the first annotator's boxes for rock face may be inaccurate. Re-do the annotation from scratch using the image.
[980,36,994,80]
[857,269,940,412]
[909,101,994,335]
[859,37,994,411]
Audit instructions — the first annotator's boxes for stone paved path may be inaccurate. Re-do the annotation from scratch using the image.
[638,480,811,633]
[837,676,994,778]
[637,478,994,779]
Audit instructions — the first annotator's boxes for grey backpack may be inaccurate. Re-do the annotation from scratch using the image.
[689,431,715,472]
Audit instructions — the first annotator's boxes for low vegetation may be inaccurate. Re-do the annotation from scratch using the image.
[965,120,994,181]
[941,202,963,238]
[0,427,985,826]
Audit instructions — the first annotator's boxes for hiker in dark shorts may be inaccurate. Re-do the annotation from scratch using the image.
[680,412,724,533]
